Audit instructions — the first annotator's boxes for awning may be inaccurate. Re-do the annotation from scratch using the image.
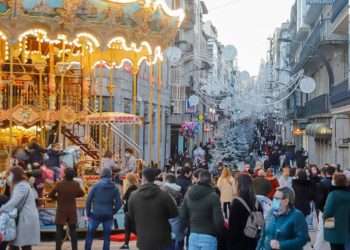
[305,123,332,138]
[86,112,143,125]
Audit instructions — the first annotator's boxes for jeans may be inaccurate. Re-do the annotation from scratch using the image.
[188,233,217,250]
[56,224,77,250]
[85,217,113,250]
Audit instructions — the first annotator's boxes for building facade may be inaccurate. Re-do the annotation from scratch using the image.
[279,0,349,168]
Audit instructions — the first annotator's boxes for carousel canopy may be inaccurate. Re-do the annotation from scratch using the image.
[86,112,142,124]
[0,0,184,66]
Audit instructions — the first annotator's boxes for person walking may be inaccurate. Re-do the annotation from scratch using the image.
[0,167,40,250]
[181,169,224,250]
[253,169,272,197]
[48,168,85,250]
[323,173,350,250]
[85,167,122,250]
[176,166,192,196]
[278,165,293,189]
[292,169,313,217]
[265,168,279,200]
[217,167,237,219]
[258,186,309,250]
[128,168,178,250]
[120,173,138,250]
[228,174,263,250]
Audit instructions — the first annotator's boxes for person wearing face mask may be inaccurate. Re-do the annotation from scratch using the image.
[257,186,309,250]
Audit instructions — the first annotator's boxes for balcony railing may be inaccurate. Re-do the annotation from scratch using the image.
[330,78,350,108]
[304,94,329,117]
[287,106,305,120]
[332,0,348,22]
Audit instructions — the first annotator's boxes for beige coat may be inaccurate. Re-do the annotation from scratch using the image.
[217,177,237,203]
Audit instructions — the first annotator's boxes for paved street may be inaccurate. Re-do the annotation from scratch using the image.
[32,232,320,250]
[34,240,138,250]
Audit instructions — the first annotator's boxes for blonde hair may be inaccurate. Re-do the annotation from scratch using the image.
[218,167,233,185]
[124,173,138,193]
[220,167,232,179]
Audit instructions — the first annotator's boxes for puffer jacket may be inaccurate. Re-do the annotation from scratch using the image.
[86,178,122,220]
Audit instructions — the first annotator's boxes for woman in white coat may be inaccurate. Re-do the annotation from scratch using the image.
[0,167,40,250]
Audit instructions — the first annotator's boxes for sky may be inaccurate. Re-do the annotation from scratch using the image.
[205,0,295,76]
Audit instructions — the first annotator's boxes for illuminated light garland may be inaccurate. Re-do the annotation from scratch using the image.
[106,0,185,26]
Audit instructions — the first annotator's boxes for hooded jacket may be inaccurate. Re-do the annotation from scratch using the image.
[180,183,224,236]
[86,178,122,220]
[128,183,178,250]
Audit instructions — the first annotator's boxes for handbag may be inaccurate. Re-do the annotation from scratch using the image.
[324,217,335,229]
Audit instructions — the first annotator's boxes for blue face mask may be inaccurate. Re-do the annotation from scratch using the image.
[272,198,282,214]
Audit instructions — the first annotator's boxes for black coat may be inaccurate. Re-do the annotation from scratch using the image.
[228,197,262,250]
[128,183,178,250]
[292,179,314,216]
[176,175,192,196]
[123,185,138,213]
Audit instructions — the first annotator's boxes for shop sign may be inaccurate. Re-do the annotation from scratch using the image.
[343,138,350,144]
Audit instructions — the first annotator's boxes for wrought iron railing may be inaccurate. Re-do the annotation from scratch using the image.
[304,94,329,117]
[330,78,350,108]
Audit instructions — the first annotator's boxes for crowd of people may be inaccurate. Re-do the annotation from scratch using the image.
[0,136,349,250]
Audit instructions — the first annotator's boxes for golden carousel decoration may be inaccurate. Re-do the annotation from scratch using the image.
[0,0,184,161]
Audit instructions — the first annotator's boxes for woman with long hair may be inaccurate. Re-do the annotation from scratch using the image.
[120,173,139,250]
[228,173,262,250]
[217,167,236,219]
[0,167,40,250]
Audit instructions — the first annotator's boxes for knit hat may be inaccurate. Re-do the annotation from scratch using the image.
[100,167,112,178]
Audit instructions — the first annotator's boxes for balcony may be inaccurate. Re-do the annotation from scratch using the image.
[287,106,305,120]
[331,0,348,35]
[304,94,329,117]
[330,78,350,108]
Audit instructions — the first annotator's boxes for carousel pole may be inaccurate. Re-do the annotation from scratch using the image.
[9,43,14,155]
[157,61,162,167]
[99,65,103,155]
[148,61,154,162]
[48,43,56,111]
[58,42,66,144]
[132,66,138,144]
[37,38,44,145]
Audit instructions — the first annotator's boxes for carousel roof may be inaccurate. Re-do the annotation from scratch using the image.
[0,0,184,51]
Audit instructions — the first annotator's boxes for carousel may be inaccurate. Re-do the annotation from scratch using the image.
[0,0,184,232]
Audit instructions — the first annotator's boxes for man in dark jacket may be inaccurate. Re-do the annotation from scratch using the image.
[316,166,335,212]
[45,143,65,181]
[176,166,192,196]
[180,170,224,250]
[128,168,178,250]
[85,167,122,250]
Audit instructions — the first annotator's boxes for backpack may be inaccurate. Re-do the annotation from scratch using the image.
[236,197,265,239]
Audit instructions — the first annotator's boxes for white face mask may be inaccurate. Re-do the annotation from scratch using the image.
[125,153,130,158]
[7,173,14,185]
[332,180,336,186]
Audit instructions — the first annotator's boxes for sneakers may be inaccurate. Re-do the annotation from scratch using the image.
[120,244,130,250]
